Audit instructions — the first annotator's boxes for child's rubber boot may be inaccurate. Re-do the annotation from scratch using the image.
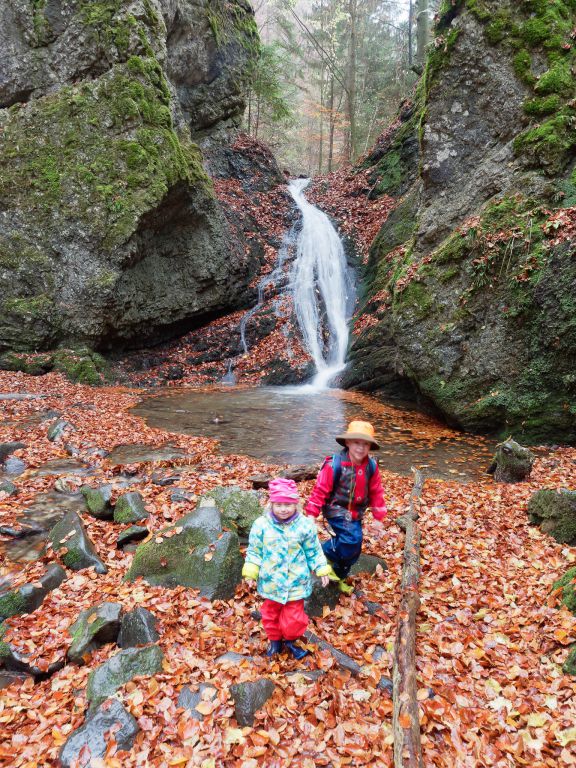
[266,640,283,657]
[284,640,309,660]
[325,565,341,582]
[337,579,354,595]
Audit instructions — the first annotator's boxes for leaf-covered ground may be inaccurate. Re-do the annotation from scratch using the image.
[1,371,575,767]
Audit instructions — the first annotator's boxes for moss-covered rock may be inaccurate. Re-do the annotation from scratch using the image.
[0,563,66,622]
[67,602,123,663]
[81,484,114,520]
[528,488,576,543]
[488,439,535,483]
[48,511,107,573]
[205,487,262,539]
[86,644,163,709]
[552,566,576,614]
[0,0,263,354]
[345,0,576,443]
[563,645,576,676]
[113,492,149,524]
[125,500,243,599]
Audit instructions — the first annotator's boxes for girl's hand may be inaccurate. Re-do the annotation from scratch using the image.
[320,575,330,588]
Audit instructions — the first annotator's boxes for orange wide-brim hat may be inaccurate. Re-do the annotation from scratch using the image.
[335,420,380,450]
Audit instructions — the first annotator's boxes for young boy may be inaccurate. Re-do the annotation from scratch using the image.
[242,478,331,660]
[305,420,387,594]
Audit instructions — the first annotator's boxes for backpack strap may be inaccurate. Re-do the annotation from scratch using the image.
[331,452,342,490]
[366,456,377,482]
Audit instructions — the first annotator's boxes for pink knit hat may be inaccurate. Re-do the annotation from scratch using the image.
[268,478,299,504]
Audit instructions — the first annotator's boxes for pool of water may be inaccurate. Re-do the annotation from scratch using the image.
[132,386,496,482]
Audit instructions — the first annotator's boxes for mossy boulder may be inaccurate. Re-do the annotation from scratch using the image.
[229,678,275,727]
[563,645,576,676]
[125,499,243,599]
[86,644,164,710]
[0,563,66,622]
[345,0,576,443]
[81,484,114,520]
[552,567,576,615]
[67,602,123,663]
[59,698,139,768]
[113,492,149,524]
[205,487,262,538]
[0,0,262,354]
[48,511,107,573]
[487,439,535,483]
[528,488,576,544]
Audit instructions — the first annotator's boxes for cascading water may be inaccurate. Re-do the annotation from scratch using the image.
[289,178,352,390]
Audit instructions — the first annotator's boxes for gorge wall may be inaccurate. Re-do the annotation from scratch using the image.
[0,0,278,353]
[344,0,576,443]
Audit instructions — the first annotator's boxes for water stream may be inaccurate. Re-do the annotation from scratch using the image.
[289,178,353,389]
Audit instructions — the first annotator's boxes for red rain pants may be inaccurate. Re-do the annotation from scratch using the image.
[260,598,308,641]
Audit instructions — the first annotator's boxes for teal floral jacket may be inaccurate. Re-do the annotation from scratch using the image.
[243,512,330,604]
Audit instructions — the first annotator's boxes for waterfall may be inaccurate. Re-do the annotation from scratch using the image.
[289,178,352,389]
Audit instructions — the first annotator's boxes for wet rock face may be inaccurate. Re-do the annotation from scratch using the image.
[0,0,261,353]
[346,1,576,443]
[48,511,107,573]
[87,645,164,709]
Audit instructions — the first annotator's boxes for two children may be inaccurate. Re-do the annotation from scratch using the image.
[243,420,387,658]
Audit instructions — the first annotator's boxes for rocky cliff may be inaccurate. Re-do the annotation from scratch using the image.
[344,0,576,443]
[0,0,271,352]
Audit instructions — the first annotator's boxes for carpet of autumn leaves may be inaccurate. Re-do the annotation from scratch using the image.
[0,370,576,767]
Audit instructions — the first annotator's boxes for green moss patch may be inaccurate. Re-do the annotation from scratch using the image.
[553,567,576,614]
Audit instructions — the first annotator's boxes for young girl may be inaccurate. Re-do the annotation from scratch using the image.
[242,477,331,659]
[305,420,387,594]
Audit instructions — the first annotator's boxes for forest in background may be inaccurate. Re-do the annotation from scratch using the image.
[245,0,438,173]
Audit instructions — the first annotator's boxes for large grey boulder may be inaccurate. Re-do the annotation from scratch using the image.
[67,603,123,663]
[48,511,107,573]
[0,562,66,621]
[59,699,139,768]
[125,499,243,599]
[528,489,576,544]
[87,645,164,710]
[488,439,535,483]
[229,678,275,727]
[0,0,262,354]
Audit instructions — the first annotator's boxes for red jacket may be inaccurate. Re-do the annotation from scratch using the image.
[305,454,387,521]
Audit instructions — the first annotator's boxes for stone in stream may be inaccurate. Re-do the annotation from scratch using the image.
[47,418,73,442]
[0,563,66,621]
[205,487,262,538]
[487,439,535,483]
[527,488,576,544]
[117,608,159,648]
[48,511,107,573]
[178,682,218,720]
[67,603,123,663]
[281,464,322,482]
[81,484,114,520]
[86,645,164,710]
[2,456,26,476]
[31,459,92,478]
[59,698,139,768]
[113,492,149,524]
[125,499,243,600]
[229,678,275,727]
[116,526,149,548]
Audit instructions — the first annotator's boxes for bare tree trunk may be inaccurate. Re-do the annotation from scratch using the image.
[408,0,413,68]
[415,0,429,73]
[393,469,424,768]
[345,0,358,162]
[328,75,335,173]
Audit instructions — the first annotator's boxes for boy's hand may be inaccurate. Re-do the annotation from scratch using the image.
[320,575,330,588]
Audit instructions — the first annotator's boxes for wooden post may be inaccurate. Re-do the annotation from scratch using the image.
[393,469,425,768]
